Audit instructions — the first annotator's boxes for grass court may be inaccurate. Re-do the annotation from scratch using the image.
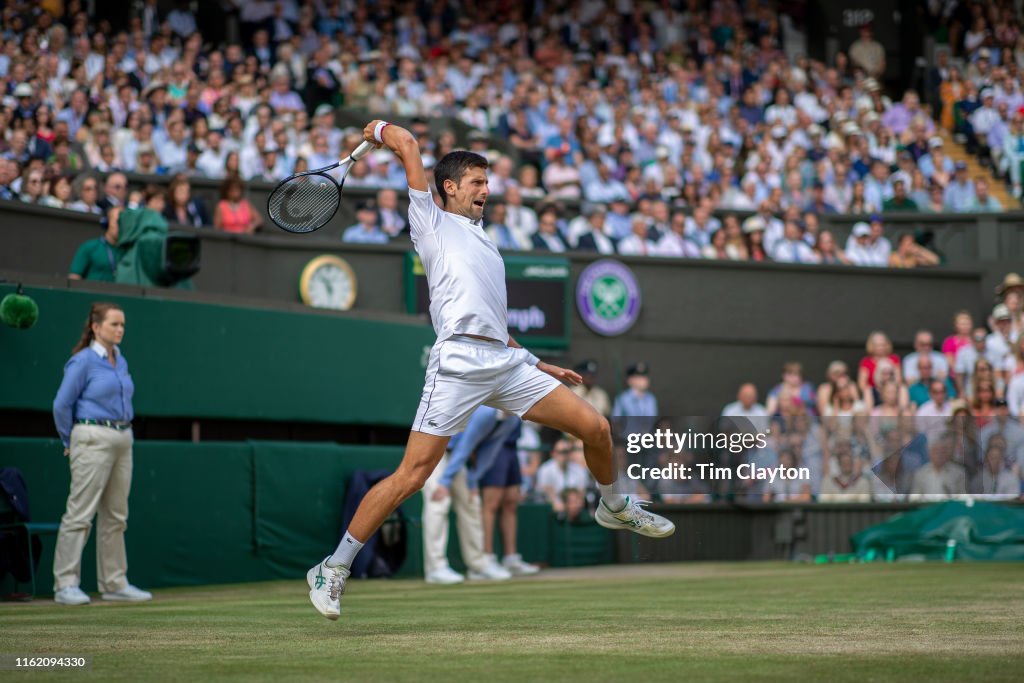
[2,562,1021,682]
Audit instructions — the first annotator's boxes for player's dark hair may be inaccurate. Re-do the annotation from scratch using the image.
[434,151,488,206]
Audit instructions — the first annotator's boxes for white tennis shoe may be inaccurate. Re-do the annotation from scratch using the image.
[425,566,465,585]
[54,586,91,605]
[595,497,675,538]
[467,555,512,581]
[101,584,153,602]
[307,557,348,620]
[502,553,540,576]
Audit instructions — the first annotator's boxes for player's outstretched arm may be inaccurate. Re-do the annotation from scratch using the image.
[363,120,428,193]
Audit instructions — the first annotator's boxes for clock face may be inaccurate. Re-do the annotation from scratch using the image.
[301,256,356,310]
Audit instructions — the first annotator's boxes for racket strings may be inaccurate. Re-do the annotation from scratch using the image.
[267,174,341,233]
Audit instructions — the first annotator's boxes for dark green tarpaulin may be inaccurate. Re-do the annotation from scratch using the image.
[851,500,1024,561]
[115,207,170,287]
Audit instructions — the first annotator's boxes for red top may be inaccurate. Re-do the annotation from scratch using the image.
[859,354,900,387]
[217,200,253,234]
[941,335,970,358]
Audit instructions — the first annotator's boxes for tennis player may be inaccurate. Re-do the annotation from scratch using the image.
[307,120,674,620]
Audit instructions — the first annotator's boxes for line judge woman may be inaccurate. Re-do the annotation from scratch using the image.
[51,302,152,605]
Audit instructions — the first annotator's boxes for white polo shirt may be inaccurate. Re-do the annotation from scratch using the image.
[408,187,509,344]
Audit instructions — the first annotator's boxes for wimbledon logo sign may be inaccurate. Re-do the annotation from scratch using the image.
[575,259,641,336]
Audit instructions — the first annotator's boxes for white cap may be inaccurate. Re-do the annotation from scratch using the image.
[852,222,871,237]
[742,216,767,233]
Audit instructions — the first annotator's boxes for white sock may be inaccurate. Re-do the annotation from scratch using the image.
[326,531,364,568]
[598,483,626,511]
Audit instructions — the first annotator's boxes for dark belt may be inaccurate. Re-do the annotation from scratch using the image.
[75,419,132,431]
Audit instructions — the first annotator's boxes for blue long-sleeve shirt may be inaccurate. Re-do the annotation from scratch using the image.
[444,407,520,489]
[52,342,134,447]
[612,389,658,438]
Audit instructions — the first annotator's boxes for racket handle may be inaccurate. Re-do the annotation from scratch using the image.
[350,141,375,161]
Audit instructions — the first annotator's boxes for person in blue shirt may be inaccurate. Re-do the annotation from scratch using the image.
[943,162,975,212]
[612,363,659,439]
[341,200,390,244]
[51,302,151,606]
[473,408,541,577]
[420,406,517,584]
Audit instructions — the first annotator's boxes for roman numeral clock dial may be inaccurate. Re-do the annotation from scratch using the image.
[299,255,357,311]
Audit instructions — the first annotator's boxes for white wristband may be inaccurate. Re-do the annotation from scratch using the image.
[373,121,391,144]
[523,350,540,366]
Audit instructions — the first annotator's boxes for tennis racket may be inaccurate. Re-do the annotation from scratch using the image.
[267,140,376,234]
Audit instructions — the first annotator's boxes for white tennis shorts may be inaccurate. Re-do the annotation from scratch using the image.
[412,335,563,436]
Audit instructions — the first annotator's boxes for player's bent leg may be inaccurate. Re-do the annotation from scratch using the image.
[349,431,450,540]
[523,385,674,539]
[308,431,449,620]
[523,385,614,484]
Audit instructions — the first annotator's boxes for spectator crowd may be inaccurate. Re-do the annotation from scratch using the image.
[514,272,1024,511]
[1,1,1019,270]
[715,271,1024,503]
[927,0,1024,200]
[4,1,1022,510]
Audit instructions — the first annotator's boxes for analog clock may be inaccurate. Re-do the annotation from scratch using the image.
[299,255,357,310]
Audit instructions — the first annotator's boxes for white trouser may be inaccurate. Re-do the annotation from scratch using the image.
[53,424,133,593]
[421,453,487,575]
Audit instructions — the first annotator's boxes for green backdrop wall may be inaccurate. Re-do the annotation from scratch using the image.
[0,284,436,426]
[0,438,610,594]
[1,439,414,591]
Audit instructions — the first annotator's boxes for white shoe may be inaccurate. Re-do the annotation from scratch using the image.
[307,556,348,620]
[425,566,465,585]
[502,553,540,576]
[101,584,152,602]
[595,496,675,538]
[467,556,512,581]
[54,586,91,605]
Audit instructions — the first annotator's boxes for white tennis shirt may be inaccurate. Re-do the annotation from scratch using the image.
[408,187,509,344]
